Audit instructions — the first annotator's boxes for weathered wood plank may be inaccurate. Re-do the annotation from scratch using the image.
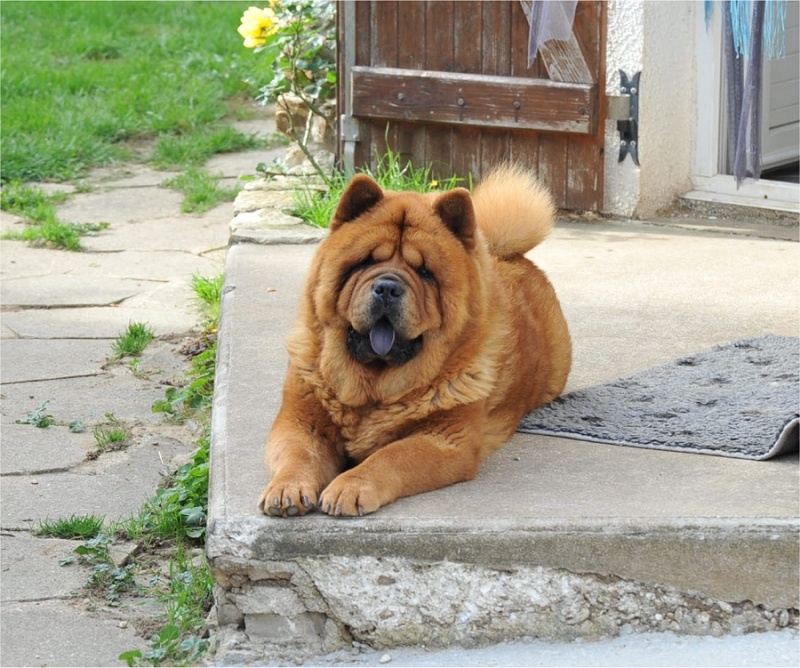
[481,0,512,76]
[539,36,594,84]
[481,127,511,172]
[371,1,398,67]
[351,67,598,134]
[424,1,455,178]
[511,0,539,77]
[396,0,428,165]
[566,135,602,210]
[452,0,485,179]
[508,128,541,176]
[538,133,569,206]
[352,0,373,168]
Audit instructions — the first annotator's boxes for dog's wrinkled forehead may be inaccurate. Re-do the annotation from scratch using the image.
[369,237,424,269]
[354,199,432,264]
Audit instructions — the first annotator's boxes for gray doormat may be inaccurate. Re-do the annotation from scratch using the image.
[519,335,799,460]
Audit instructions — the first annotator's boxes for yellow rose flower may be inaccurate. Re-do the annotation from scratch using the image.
[237,6,278,48]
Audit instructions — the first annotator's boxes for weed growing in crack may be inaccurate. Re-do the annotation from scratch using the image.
[122,433,210,542]
[38,513,105,540]
[191,273,224,323]
[152,275,220,422]
[111,321,155,360]
[151,347,215,421]
[163,167,240,214]
[92,413,132,453]
[0,182,109,251]
[127,358,160,380]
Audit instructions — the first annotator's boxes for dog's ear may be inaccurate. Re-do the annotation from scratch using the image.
[434,188,476,249]
[330,174,384,231]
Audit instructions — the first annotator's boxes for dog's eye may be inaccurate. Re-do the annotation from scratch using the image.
[340,256,375,288]
[350,256,375,273]
[416,265,435,282]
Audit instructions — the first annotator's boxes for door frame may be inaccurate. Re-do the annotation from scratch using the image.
[691,6,799,213]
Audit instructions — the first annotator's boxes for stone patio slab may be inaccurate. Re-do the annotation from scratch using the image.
[1,535,93,601]
[1,339,107,384]
[80,209,233,253]
[1,305,201,339]
[1,424,91,475]
[0,346,189,426]
[204,147,286,178]
[1,432,193,528]
[1,274,143,308]
[55,186,184,224]
[1,240,87,278]
[0,600,149,668]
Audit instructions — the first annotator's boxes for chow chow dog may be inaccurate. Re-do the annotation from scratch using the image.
[258,164,571,517]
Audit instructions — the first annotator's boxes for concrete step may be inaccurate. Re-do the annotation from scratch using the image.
[207,204,799,664]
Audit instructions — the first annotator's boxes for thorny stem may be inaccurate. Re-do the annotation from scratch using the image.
[280,28,334,186]
[278,96,331,186]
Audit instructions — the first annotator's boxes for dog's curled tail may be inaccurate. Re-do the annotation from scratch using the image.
[472,164,556,259]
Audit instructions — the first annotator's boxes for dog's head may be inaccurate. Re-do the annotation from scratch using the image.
[298,174,489,402]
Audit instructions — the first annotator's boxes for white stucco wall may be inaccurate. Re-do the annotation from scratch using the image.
[604,0,697,217]
[603,0,644,217]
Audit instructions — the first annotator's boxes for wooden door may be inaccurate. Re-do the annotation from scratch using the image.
[337,0,606,211]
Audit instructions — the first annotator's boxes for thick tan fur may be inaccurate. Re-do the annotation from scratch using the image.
[472,163,556,258]
[258,165,571,517]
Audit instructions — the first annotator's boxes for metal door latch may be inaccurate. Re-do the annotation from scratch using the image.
[607,70,640,166]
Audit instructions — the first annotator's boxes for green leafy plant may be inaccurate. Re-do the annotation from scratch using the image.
[152,344,216,421]
[74,533,137,606]
[237,0,336,182]
[15,401,55,428]
[38,514,105,540]
[111,321,155,360]
[157,548,213,659]
[128,436,210,542]
[121,547,212,665]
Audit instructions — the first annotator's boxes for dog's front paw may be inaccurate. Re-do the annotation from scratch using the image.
[258,477,319,518]
[318,472,384,517]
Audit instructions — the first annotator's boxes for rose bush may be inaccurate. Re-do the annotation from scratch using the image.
[237,0,336,181]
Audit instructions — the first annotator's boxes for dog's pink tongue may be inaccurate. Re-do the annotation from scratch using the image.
[369,320,396,357]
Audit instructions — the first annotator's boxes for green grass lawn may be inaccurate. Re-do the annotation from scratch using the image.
[1,0,267,183]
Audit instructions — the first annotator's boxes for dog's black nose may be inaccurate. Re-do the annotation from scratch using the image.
[372,277,404,304]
